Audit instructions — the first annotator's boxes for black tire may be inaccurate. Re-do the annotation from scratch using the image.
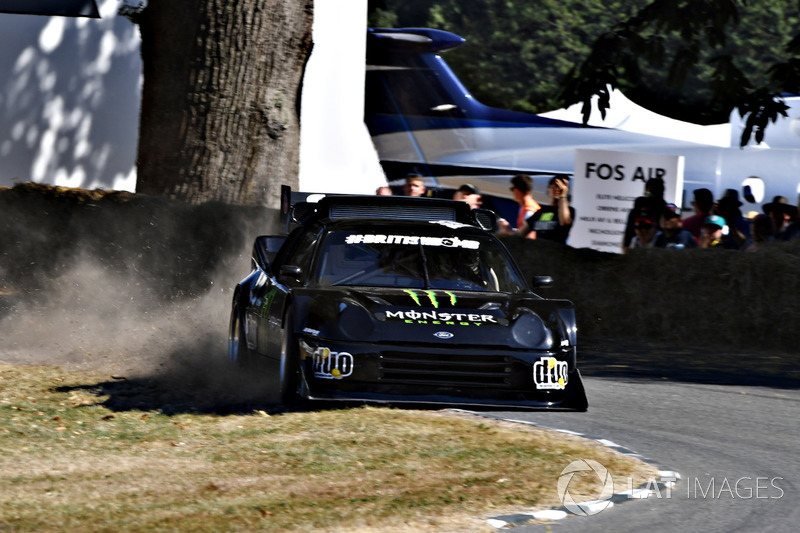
[278,307,300,404]
[228,303,251,368]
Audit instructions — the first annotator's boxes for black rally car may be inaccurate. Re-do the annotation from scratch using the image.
[228,194,587,410]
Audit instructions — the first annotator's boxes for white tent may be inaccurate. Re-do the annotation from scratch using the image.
[540,87,731,148]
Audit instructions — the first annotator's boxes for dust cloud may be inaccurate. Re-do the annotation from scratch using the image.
[0,184,283,411]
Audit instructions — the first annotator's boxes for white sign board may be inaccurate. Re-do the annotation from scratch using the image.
[569,149,684,254]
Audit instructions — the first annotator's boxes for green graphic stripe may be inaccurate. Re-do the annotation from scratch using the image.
[423,290,438,308]
[404,290,458,307]
[403,289,421,306]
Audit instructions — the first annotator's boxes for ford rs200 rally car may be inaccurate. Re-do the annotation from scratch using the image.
[228,194,587,410]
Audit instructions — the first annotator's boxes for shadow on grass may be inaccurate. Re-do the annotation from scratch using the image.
[53,339,800,417]
[579,337,800,390]
[53,346,318,416]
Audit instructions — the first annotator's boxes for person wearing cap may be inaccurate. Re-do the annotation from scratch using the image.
[682,188,714,238]
[763,195,797,240]
[452,183,483,209]
[654,204,698,249]
[699,214,738,249]
[403,173,427,197]
[627,208,658,250]
[623,177,666,253]
[715,188,749,247]
[519,175,574,244]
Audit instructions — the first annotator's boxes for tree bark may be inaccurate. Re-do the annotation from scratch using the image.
[136,0,313,207]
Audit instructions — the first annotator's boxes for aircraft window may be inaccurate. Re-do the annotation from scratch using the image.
[742,176,765,204]
[365,69,463,119]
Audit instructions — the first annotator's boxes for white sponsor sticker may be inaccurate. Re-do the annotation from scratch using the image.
[345,234,479,249]
[386,309,498,324]
[533,356,568,390]
[311,347,354,380]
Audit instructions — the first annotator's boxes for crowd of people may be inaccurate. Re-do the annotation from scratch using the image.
[376,173,799,253]
[625,181,800,252]
[377,173,575,245]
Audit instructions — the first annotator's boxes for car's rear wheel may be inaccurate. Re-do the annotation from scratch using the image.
[228,304,251,368]
[278,307,300,404]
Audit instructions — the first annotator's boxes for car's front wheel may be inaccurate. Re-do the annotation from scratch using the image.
[228,303,251,368]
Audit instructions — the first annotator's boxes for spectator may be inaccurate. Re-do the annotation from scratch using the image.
[520,175,574,244]
[628,208,658,250]
[503,174,541,238]
[699,214,738,249]
[403,173,426,197]
[654,203,698,249]
[742,214,773,252]
[682,188,714,238]
[714,188,748,247]
[453,183,483,209]
[376,186,392,196]
[623,177,666,253]
[762,195,797,240]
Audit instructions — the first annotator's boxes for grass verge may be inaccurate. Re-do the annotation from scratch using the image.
[0,363,658,532]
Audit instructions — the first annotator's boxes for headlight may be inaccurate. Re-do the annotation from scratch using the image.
[511,312,553,349]
[338,302,375,339]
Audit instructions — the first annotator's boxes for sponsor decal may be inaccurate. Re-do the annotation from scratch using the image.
[385,309,498,326]
[311,347,354,380]
[434,331,454,339]
[403,289,457,308]
[533,356,568,390]
[345,234,479,249]
[302,327,320,336]
[403,289,422,306]
[260,287,279,325]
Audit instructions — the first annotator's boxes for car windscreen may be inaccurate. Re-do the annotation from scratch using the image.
[313,227,527,293]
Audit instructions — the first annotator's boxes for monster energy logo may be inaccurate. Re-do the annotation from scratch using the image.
[402,289,457,308]
[385,309,497,325]
[390,290,497,325]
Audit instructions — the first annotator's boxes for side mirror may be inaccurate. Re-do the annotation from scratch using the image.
[252,235,287,272]
[280,265,303,282]
[472,208,498,232]
[531,275,553,289]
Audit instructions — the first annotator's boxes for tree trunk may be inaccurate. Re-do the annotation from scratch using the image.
[135,0,313,207]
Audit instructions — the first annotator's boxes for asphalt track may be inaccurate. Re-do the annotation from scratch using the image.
[486,376,800,532]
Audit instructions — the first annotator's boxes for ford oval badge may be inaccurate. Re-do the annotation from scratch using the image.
[434,331,453,339]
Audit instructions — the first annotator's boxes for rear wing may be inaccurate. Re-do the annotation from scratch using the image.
[280,185,497,233]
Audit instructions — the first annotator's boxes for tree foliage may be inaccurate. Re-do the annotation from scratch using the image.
[559,0,800,145]
[368,0,800,141]
[369,0,641,114]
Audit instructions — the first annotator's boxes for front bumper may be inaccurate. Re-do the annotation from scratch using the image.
[297,338,588,411]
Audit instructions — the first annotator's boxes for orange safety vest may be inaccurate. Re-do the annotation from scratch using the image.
[517,197,541,229]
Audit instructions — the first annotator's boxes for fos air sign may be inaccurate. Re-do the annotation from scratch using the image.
[569,148,684,254]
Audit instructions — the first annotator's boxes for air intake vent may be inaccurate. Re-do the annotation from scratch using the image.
[329,204,456,221]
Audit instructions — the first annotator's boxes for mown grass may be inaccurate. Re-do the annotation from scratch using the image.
[0,363,658,532]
